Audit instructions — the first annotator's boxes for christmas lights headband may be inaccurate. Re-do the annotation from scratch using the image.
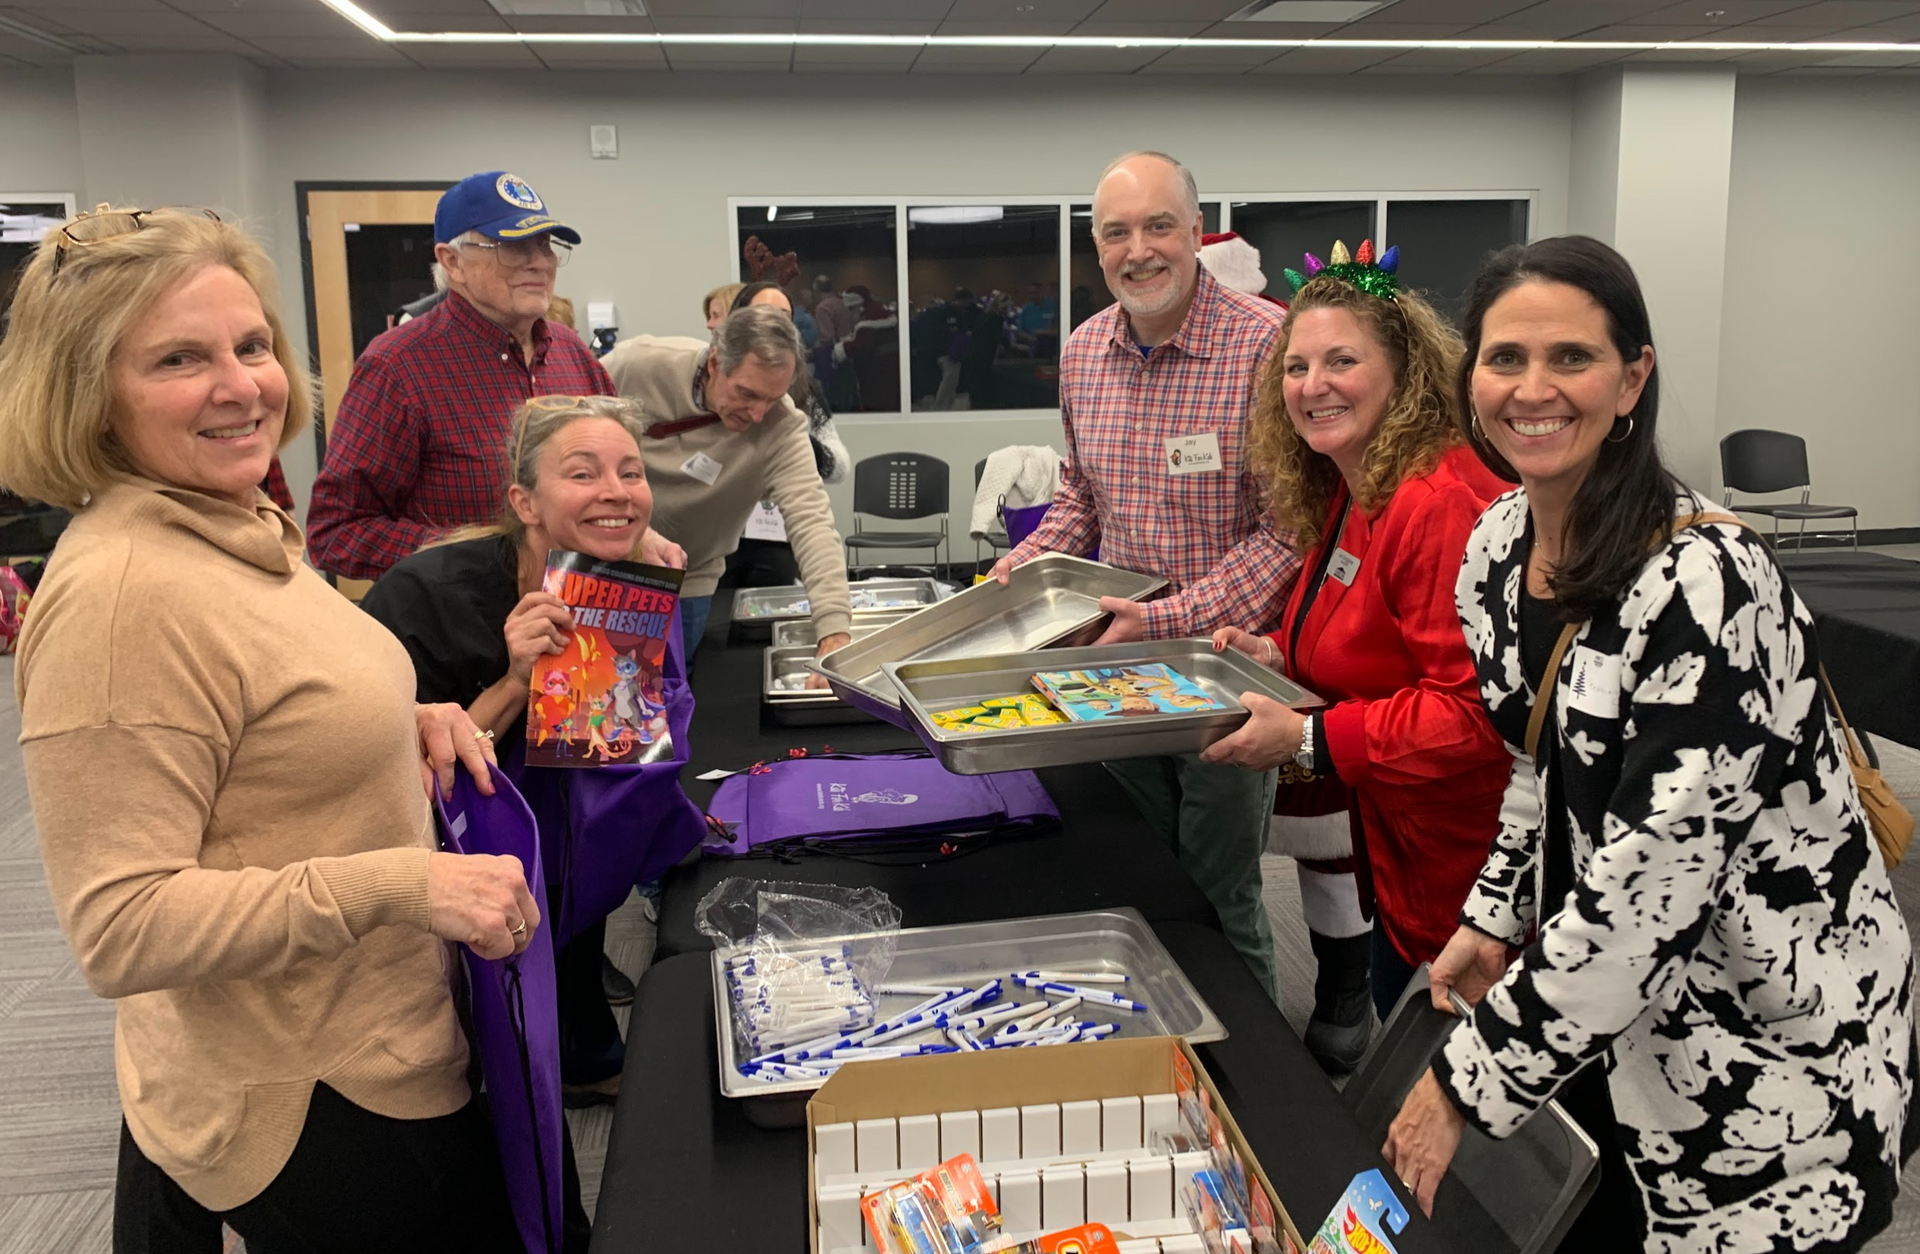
[1282,239,1400,302]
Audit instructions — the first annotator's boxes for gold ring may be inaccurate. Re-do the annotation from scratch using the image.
[474,729,495,742]
[512,920,528,938]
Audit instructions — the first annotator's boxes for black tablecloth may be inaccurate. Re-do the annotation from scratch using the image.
[590,920,1445,1253]
[1779,551,1920,747]
[656,600,1218,958]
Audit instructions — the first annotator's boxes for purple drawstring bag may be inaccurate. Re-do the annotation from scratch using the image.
[435,764,565,1254]
[507,602,707,950]
[1001,502,1097,563]
[704,751,1058,857]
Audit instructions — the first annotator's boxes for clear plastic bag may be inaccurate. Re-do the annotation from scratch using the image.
[697,878,902,1056]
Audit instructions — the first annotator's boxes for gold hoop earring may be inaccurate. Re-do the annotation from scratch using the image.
[1470,409,1486,442]
[1606,415,1635,444]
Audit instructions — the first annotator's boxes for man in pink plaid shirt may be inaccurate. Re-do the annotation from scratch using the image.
[994,152,1300,998]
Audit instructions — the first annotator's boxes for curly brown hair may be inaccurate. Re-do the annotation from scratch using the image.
[1248,276,1465,552]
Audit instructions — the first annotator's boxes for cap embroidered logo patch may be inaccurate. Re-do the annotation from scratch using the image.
[497,173,543,212]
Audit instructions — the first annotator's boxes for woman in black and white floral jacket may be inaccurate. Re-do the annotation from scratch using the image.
[1382,235,1915,1252]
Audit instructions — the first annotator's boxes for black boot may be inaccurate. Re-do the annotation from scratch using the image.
[1304,930,1373,1075]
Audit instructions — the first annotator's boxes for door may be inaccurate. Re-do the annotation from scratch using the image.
[302,184,447,598]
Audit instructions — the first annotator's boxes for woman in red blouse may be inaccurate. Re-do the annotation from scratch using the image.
[1203,253,1512,1034]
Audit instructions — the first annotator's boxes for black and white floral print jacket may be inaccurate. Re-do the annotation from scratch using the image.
[1434,489,1914,1251]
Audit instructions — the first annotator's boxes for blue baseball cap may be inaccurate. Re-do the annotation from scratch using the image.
[434,171,581,246]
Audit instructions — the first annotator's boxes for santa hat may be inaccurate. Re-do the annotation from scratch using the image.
[1199,231,1267,296]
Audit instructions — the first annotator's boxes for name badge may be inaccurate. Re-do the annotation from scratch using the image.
[1327,549,1361,586]
[1165,432,1223,476]
[681,451,724,486]
[1565,645,1621,719]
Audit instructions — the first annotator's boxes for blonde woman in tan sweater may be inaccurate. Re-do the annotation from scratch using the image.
[0,207,538,1252]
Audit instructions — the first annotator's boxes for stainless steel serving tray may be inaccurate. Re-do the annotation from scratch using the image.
[810,556,1169,726]
[761,644,876,726]
[730,578,951,642]
[883,638,1324,775]
[771,611,915,649]
[713,907,1226,1108]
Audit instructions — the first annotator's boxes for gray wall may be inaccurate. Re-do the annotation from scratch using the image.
[1718,75,1920,531]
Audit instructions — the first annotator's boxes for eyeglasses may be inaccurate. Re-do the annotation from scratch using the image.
[459,236,572,269]
[50,204,222,278]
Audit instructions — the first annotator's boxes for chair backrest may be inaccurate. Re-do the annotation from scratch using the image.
[853,453,950,521]
[974,458,987,488]
[1721,428,1811,496]
[1342,966,1598,1254]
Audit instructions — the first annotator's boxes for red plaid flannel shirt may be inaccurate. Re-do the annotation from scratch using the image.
[1007,267,1302,637]
[306,291,614,579]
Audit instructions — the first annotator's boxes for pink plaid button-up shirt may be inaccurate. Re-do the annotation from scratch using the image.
[1007,266,1301,638]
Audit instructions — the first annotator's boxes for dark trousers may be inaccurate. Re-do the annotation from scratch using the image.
[1369,921,1419,1022]
[114,1083,525,1254]
[557,918,623,1085]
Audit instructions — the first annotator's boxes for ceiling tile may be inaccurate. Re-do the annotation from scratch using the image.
[941,0,1102,20]
[358,0,510,15]
[798,0,953,19]
[1086,0,1246,18]
[649,15,797,30]
[1195,20,1340,36]
[87,31,266,50]
[1622,42,1748,57]
[936,18,1079,35]
[195,11,391,37]
[911,43,1046,68]
[274,47,415,65]
[1139,42,1288,66]
[6,0,177,10]
[791,58,915,70]
[396,40,546,64]
[1320,21,1481,36]
[0,8,84,36]
[1362,46,1525,68]
[1629,0,1816,22]
[797,17,937,32]
[170,0,343,11]
[528,41,666,63]
[250,35,402,56]
[1843,15,1920,32]
[1025,43,1164,68]
[1066,19,1216,36]
[37,9,221,35]
[1812,45,1920,59]
[641,0,796,13]
[1468,47,1630,69]
[1778,60,1885,69]
[1735,1,1920,25]
[501,16,653,31]
[1578,23,1726,36]
[792,41,920,61]
[1355,0,1536,21]
[1252,42,1397,68]
[661,41,792,62]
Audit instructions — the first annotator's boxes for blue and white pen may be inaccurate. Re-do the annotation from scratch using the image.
[1026,969,1129,984]
[1032,982,1148,1012]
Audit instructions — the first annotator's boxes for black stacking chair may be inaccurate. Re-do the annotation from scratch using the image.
[845,453,950,577]
[1720,429,1857,550]
[973,458,1010,569]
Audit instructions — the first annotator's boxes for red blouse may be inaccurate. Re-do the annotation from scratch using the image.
[1271,443,1513,965]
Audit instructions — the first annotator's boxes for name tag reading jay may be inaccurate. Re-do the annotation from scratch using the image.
[1164,432,1222,476]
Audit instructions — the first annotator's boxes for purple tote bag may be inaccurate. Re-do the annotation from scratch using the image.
[508,602,707,950]
[704,751,1058,857]
[435,764,565,1254]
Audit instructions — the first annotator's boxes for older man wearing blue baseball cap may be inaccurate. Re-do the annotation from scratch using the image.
[310,170,670,583]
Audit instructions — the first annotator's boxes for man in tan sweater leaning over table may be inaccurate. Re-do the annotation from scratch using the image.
[603,304,852,667]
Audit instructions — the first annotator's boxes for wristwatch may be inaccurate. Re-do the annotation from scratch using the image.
[1293,715,1316,770]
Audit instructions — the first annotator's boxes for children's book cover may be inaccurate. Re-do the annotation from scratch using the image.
[525,550,685,768]
[1029,663,1228,722]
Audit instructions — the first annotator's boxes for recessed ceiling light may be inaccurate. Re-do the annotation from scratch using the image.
[908,207,1004,225]
[1706,9,1726,16]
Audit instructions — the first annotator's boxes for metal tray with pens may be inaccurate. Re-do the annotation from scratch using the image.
[730,577,951,643]
[761,645,879,726]
[712,907,1226,1123]
[810,555,1169,727]
[882,638,1324,775]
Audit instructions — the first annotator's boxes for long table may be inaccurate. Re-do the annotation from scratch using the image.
[1779,550,1920,748]
[589,920,1446,1252]
[656,603,1218,959]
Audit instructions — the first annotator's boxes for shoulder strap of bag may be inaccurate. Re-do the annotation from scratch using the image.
[1525,620,1579,760]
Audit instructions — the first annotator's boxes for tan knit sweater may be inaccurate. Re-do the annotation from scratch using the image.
[15,479,467,1210]
[602,335,852,638]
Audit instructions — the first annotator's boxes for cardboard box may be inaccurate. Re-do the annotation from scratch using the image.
[807,1035,1306,1253]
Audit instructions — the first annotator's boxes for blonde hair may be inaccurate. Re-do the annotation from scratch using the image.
[0,205,313,511]
[702,282,744,323]
[546,294,576,330]
[1249,277,1464,553]
[438,394,650,557]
